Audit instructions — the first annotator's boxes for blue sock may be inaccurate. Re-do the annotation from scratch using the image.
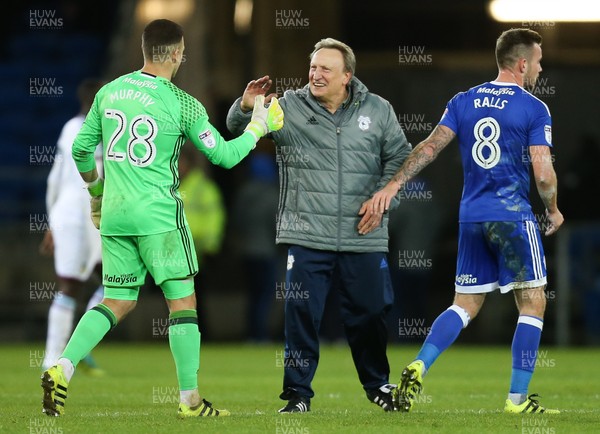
[510,315,543,396]
[416,306,469,372]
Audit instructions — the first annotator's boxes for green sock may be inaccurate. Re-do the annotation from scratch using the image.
[62,304,117,367]
[168,309,200,391]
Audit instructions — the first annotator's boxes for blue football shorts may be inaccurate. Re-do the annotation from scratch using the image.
[455,221,547,294]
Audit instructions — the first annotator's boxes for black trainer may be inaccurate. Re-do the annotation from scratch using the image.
[366,383,398,412]
[278,388,311,413]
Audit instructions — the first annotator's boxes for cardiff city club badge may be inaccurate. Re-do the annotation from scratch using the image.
[357,115,371,131]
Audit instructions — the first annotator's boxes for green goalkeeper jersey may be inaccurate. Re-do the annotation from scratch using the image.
[73,71,256,236]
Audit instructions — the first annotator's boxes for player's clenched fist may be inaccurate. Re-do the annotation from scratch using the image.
[244,95,284,141]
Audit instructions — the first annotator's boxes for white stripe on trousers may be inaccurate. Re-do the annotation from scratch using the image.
[525,220,543,280]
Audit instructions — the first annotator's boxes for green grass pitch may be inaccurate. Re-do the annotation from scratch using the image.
[3,343,599,433]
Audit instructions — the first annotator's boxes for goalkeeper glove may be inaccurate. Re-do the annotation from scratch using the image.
[244,95,284,141]
[87,177,104,229]
[90,196,102,229]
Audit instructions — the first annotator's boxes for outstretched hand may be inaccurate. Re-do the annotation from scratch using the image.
[240,75,278,112]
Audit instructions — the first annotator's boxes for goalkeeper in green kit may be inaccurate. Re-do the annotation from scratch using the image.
[41,19,284,418]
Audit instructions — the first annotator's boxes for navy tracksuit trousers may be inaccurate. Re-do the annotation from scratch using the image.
[281,245,394,399]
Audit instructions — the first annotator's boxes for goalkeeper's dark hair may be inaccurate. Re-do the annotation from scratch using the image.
[77,78,106,114]
[311,38,356,75]
[142,19,184,60]
[496,28,542,69]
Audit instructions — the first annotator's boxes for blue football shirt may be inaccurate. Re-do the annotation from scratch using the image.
[439,81,552,222]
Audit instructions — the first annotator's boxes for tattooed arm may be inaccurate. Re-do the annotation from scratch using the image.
[364,125,455,224]
[392,125,454,186]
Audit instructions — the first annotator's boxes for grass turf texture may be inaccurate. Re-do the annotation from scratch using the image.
[3,343,599,433]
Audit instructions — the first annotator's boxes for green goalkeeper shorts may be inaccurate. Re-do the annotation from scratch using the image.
[101,226,198,300]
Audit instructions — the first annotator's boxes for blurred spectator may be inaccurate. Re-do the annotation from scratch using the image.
[179,143,226,338]
[39,78,105,374]
[179,144,226,264]
[231,144,281,342]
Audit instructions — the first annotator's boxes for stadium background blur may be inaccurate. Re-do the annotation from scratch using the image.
[1,0,599,346]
